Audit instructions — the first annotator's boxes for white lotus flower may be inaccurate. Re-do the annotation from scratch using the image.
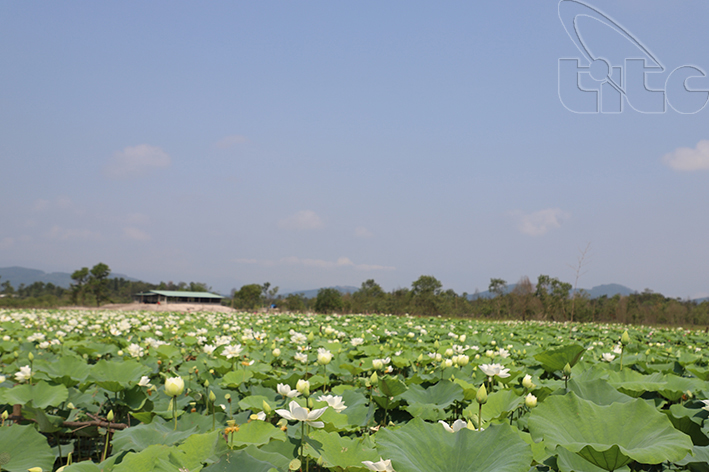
[203,344,216,355]
[294,352,308,363]
[439,419,468,433]
[351,337,364,346]
[138,375,151,387]
[601,353,615,362]
[700,400,709,412]
[317,394,347,412]
[317,348,333,365]
[275,400,327,428]
[479,363,510,378]
[15,365,32,383]
[277,383,301,398]
[126,343,144,358]
[362,457,394,471]
[223,344,243,359]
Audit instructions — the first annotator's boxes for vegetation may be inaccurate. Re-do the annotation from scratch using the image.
[0,309,708,471]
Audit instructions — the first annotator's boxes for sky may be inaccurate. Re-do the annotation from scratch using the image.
[1,1,708,299]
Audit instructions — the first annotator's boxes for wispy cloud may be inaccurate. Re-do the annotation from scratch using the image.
[104,144,171,179]
[235,256,395,271]
[355,226,374,238]
[33,196,73,212]
[278,210,324,230]
[123,227,151,241]
[47,225,101,241]
[513,208,569,236]
[0,237,14,250]
[215,135,248,149]
[662,140,709,171]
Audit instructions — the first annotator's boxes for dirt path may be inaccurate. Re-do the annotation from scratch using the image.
[59,302,238,313]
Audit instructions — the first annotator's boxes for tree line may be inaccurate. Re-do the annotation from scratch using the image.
[231,275,709,327]
[0,263,211,308]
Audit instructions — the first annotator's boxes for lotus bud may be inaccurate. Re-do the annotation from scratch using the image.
[522,374,534,389]
[307,332,315,343]
[457,355,469,367]
[204,379,209,388]
[262,400,272,414]
[370,372,378,384]
[476,384,488,405]
[433,340,440,349]
[443,359,453,368]
[416,354,423,363]
[272,348,281,357]
[164,376,185,397]
[209,390,216,403]
[28,352,34,361]
[117,350,124,356]
[372,359,384,370]
[525,393,537,408]
[621,330,630,346]
[459,334,467,342]
[445,348,454,357]
[1,410,8,420]
[67,402,75,409]
[289,459,302,471]
[106,410,114,422]
[563,363,572,377]
[308,397,314,408]
[296,379,310,395]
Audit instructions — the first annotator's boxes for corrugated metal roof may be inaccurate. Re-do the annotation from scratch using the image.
[139,290,224,299]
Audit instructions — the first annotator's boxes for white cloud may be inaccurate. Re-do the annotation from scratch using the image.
[104,144,171,179]
[123,227,151,241]
[514,208,569,236]
[47,225,101,241]
[235,256,395,271]
[278,210,324,230]
[215,135,248,149]
[33,196,73,212]
[355,226,374,238]
[662,140,709,171]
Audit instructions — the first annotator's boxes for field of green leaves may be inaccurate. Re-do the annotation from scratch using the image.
[1,308,709,472]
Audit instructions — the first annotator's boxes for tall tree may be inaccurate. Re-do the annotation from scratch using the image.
[88,262,111,306]
[71,267,90,305]
[314,288,343,314]
[411,275,443,315]
[489,278,507,317]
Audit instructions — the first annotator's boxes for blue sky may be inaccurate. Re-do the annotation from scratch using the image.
[2,1,708,298]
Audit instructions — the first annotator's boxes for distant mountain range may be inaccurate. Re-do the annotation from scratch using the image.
[0,266,139,289]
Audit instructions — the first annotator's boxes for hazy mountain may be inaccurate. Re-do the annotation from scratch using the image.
[0,266,140,289]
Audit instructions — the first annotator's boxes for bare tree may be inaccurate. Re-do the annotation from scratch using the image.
[568,243,592,322]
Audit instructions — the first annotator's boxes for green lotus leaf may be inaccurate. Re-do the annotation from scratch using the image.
[0,424,55,472]
[534,344,585,373]
[110,444,196,472]
[305,429,380,471]
[378,376,408,398]
[400,380,464,409]
[176,430,229,466]
[111,419,197,453]
[463,388,524,423]
[567,379,633,405]
[202,449,280,472]
[33,354,90,387]
[228,420,286,448]
[1,380,68,408]
[528,392,692,471]
[676,445,709,466]
[156,343,181,360]
[555,446,629,472]
[375,418,532,472]
[664,404,709,446]
[220,369,253,388]
[89,359,151,392]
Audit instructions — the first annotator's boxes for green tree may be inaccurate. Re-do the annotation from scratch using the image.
[314,288,343,314]
[233,284,263,310]
[88,262,111,306]
[71,267,90,305]
[1,279,14,296]
[352,279,386,313]
[535,274,572,320]
[283,293,307,312]
[411,275,443,315]
[489,278,507,317]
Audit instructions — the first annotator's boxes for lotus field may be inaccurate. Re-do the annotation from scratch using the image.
[2,309,709,472]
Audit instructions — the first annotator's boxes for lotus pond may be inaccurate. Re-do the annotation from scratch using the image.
[1,309,709,472]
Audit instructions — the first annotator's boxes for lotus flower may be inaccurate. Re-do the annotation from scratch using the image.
[317,394,347,412]
[439,419,468,432]
[362,457,395,471]
[277,383,301,398]
[479,363,510,378]
[275,400,327,428]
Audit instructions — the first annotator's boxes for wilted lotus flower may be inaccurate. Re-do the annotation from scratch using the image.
[317,394,347,412]
[277,383,301,398]
[275,400,327,428]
